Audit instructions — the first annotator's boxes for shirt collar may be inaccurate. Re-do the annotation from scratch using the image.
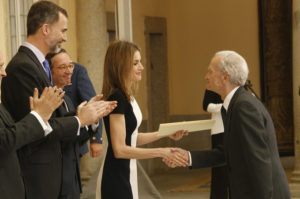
[223,86,239,111]
[23,42,46,66]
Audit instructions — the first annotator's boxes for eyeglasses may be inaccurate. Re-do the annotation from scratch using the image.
[56,63,75,71]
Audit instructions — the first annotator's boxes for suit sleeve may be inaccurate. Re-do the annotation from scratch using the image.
[1,60,79,142]
[0,113,44,154]
[2,61,43,120]
[190,146,226,169]
[77,126,97,146]
[76,65,103,143]
[233,100,272,196]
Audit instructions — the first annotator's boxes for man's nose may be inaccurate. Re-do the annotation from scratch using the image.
[0,68,7,77]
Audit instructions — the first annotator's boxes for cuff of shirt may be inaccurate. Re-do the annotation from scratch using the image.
[74,116,81,136]
[188,151,192,166]
[91,122,99,132]
[30,111,53,136]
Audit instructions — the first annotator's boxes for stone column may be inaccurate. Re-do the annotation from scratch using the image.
[76,0,107,94]
[0,0,10,63]
[76,0,107,189]
[291,0,300,197]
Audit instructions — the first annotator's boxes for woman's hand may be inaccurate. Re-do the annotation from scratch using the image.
[169,130,188,141]
[161,147,189,167]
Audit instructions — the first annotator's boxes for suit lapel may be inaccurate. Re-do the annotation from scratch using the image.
[223,87,244,153]
[19,46,52,86]
[226,87,245,126]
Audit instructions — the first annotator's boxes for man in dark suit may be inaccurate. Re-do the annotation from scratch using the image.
[64,62,104,187]
[1,2,115,199]
[167,51,291,199]
[0,51,65,199]
[46,49,100,199]
[202,89,228,199]
[64,63,103,157]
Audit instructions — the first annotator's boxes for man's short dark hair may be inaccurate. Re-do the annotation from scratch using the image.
[46,48,67,68]
[27,1,68,36]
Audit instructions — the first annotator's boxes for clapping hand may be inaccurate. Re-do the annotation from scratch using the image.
[88,94,117,118]
[30,86,64,122]
[77,99,117,127]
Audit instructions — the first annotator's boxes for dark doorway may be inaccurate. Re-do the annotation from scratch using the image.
[145,17,169,132]
[258,0,293,155]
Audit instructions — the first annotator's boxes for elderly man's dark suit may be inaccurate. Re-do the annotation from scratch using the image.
[59,96,97,199]
[191,87,290,199]
[0,104,45,199]
[1,46,79,199]
[64,63,102,156]
[202,89,228,199]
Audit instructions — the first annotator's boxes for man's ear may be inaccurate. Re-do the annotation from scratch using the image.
[223,73,230,81]
[41,24,50,36]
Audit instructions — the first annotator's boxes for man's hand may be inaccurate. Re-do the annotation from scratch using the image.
[102,100,117,117]
[88,94,117,118]
[90,143,103,157]
[30,86,64,122]
[160,147,189,168]
[88,94,103,103]
[162,148,190,168]
[76,100,117,127]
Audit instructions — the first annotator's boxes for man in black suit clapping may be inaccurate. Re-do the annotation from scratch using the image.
[0,50,66,199]
[1,2,116,199]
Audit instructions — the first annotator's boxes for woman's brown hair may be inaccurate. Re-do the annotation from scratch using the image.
[102,40,140,101]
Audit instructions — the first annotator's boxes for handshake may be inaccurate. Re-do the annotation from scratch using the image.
[162,148,190,168]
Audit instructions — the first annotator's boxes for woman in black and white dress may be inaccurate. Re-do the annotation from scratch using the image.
[100,40,188,199]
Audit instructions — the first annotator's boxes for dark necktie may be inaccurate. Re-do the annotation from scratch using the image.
[42,60,53,86]
[221,105,227,125]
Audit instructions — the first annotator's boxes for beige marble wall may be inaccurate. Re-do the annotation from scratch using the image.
[57,0,78,62]
[76,0,107,94]
[106,0,260,118]
[165,0,260,115]
[0,0,11,65]
[291,0,300,196]
[48,0,78,62]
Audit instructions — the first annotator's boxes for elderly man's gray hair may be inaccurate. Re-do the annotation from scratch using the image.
[215,51,249,86]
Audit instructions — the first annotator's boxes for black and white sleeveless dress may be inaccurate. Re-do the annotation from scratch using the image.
[101,89,142,199]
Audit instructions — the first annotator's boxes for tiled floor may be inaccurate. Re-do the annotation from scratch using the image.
[150,168,211,199]
[81,156,298,199]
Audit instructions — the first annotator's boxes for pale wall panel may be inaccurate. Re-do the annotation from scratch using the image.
[105,0,260,117]
[57,0,78,62]
[166,0,260,115]
[0,0,11,65]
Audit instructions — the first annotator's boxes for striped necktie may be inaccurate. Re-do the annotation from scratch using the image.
[42,60,53,86]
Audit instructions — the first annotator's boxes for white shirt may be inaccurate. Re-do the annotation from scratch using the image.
[30,111,52,136]
[23,42,46,70]
[207,103,224,135]
[189,86,240,166]
[223,86,240,111]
